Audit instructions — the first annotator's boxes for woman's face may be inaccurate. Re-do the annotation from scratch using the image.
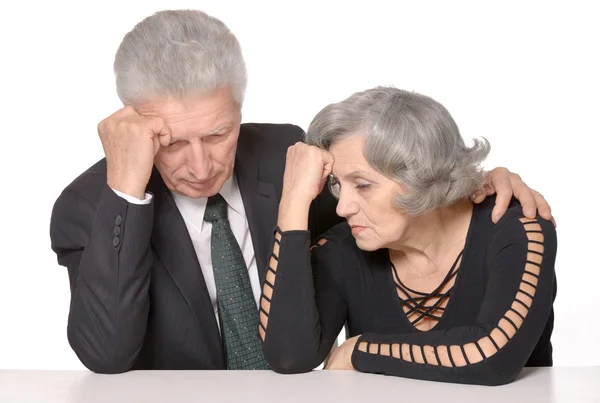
[328,135,410,251]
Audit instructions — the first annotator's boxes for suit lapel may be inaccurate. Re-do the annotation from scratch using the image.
[234,141,279,286]
[147,170,225,367]
[145,132,279,365]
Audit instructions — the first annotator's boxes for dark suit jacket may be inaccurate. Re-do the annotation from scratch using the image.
[50,123,342,373]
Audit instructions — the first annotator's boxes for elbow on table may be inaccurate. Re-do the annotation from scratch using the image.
[81,359,133,375]
[67,326,137,374]
[468,362,523,386]
[263,347,319,374]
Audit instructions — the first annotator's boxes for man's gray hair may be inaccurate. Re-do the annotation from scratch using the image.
[307,87,490,215]
[114,10,247,107]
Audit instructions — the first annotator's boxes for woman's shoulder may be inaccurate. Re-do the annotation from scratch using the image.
[311,221,373,265]
[311,221,356,257]
[473,196,557,254]
[310,222,381,287]
[315,221,354,243]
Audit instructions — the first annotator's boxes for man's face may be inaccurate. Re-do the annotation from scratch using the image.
[137,87,242,198]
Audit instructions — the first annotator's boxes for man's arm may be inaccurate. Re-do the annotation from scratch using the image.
[51,105,173,372]
[51,185,154,373]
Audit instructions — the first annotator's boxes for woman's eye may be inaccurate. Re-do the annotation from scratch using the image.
[356,183,371,190]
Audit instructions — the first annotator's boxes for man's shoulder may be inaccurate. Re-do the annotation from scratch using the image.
[239,122,304,150]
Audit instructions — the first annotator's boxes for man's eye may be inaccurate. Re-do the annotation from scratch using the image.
[356,183,371,190]
[204,133,224,142]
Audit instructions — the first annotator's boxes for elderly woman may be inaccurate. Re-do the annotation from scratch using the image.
[258,87,556,386]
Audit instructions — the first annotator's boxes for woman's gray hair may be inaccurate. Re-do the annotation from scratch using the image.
[114,10,247,107]
[307,87,490,215]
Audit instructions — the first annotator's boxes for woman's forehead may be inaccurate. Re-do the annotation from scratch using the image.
[329,136,369,173]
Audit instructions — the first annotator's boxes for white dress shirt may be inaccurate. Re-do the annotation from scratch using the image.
[112,175,261,332]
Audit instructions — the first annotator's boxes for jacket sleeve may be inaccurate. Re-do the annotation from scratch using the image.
[50,184,154,373]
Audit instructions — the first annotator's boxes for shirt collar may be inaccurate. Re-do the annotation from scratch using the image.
[219,174,244,218]
[170,174,245,233]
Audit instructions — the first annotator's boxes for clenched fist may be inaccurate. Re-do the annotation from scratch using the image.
[277,143,334,231]
[98,106,172,199]
[282,142,334,204]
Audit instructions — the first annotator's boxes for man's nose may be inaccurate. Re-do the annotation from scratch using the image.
[187,143,211,179]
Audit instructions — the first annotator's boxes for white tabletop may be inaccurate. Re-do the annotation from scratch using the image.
[1,367,599,403]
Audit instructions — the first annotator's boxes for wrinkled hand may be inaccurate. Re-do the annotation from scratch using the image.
[281,142,334,205]
[98,106,172,199]
[324,336,360,371]
[472,167,555,226]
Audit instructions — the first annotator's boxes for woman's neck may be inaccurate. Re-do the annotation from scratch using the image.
[388,200,473,278]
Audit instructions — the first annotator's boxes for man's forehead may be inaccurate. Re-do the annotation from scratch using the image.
[136,95,240,134]
[137,87,238,116]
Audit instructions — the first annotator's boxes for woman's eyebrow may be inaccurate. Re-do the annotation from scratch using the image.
[344,170,371,179]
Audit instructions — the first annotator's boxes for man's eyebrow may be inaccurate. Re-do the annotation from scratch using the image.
[206,124,232,135]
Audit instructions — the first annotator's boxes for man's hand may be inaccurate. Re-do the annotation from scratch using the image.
[324,336,360,371]
[472,167,555,226]
[98,106,172,199]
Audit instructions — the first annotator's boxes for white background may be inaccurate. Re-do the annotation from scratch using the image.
[0,1,598,370]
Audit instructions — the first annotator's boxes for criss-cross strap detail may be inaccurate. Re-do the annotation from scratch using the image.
[392,251,463,328]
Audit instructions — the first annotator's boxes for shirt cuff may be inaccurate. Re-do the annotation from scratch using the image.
[111,188,153,205]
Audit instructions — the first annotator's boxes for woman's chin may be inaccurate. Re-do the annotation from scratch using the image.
[354,237,380,252]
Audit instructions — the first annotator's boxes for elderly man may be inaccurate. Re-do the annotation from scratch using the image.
[50,10,553,373]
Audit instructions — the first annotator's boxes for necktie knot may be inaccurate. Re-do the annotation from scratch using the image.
[203,194,228,222]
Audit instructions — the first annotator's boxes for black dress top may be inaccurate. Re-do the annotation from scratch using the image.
[260,198,557,385]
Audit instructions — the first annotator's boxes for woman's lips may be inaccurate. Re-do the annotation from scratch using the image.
[351,226,367,236]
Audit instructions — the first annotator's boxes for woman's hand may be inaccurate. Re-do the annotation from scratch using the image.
[278,143,334,231]
[324,336,360,370]
[282,142,334,204]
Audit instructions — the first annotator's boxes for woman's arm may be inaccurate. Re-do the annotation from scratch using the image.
[344,215,556,386]
[259,228,348,373]
[259,142,347,372]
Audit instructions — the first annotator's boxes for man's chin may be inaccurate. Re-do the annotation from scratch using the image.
[177,186,219,199]
[176,178,225,199]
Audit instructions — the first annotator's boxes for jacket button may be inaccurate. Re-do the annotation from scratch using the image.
[115,215,122,226]
[112,237,120,247]
[114,226,121,236]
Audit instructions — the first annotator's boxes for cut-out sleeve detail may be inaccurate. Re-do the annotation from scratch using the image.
[258,228,283,342]
[351,216,557,386]
[259,227,348,373]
